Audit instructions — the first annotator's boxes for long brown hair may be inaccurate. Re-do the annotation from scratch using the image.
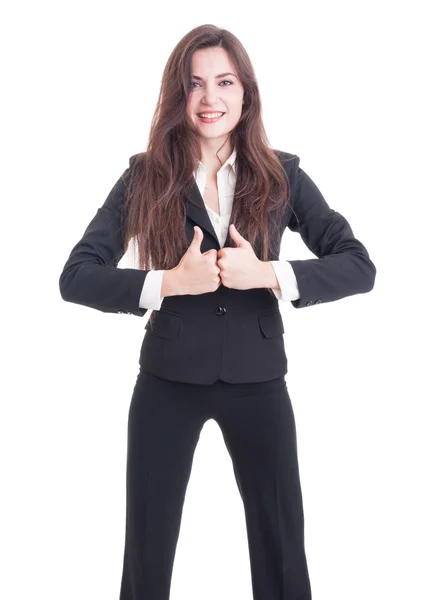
[122,24,291,270]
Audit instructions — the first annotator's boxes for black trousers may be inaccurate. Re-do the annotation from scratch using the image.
[119,369,312,600]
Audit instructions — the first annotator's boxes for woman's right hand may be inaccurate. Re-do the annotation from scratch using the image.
[172,226,222,295]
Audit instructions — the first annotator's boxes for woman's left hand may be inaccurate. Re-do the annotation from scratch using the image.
[217,224,264,290]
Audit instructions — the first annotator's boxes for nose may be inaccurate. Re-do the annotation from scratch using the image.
[201,82,220,106]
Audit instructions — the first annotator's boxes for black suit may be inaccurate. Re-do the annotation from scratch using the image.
[59,150,376,384]
[59,150,376,600]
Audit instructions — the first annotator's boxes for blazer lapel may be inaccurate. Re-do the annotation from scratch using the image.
[186,178,235,250]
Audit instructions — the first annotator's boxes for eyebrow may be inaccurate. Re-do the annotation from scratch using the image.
[191,72,237,80]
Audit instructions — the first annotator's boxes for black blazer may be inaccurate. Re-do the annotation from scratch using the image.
[59,150,376,384]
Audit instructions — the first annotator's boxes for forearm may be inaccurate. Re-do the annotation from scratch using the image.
[161,263,283,297]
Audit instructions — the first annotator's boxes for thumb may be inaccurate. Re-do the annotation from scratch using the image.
[229,223,249,248]
[190,226,204,252]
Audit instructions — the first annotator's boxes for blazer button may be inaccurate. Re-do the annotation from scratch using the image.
[215,306,227,316]
[315,299,322,304]
[306,300,313,306]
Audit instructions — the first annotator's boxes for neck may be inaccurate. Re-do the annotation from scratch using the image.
[199,136,234,168]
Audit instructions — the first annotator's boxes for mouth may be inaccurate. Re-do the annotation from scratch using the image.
[197,111,226,123]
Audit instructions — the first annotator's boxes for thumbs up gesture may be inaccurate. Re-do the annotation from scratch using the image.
[173,226,222,295]
[217,224,264,290]
[172,224,267,295]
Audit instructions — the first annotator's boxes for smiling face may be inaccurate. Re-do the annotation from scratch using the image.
[186,47,245,147]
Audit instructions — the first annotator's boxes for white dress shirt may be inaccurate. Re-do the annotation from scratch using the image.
[139,148,300,310]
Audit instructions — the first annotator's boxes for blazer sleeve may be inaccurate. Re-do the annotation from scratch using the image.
[286,159,376,308]
[58,155,149,317]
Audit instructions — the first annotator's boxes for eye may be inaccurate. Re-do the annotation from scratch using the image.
[191,80,234,88]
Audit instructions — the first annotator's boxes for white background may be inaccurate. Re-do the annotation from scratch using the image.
[1,1,427,599]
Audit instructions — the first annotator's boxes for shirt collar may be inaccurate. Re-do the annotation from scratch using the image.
[196,147,237,175]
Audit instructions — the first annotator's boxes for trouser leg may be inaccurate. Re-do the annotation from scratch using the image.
[215,377,312,600]
[119,370,206,600]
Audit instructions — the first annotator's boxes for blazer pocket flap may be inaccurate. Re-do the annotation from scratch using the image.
[145,311,181,339]
[258,309,285,338]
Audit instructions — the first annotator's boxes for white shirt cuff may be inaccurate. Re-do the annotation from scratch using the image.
[269,261,301,301]
[138,270,165,310]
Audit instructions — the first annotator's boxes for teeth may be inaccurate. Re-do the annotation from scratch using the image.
[198,112,224,118]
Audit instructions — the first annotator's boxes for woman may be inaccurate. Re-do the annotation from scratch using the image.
[59,24,376,600]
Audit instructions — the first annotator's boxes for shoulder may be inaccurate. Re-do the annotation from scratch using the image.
[128,151,146,168]
[272,150,301,193]
[272,149,300,176]
[274,149,299,161]
[120,152,147,186]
